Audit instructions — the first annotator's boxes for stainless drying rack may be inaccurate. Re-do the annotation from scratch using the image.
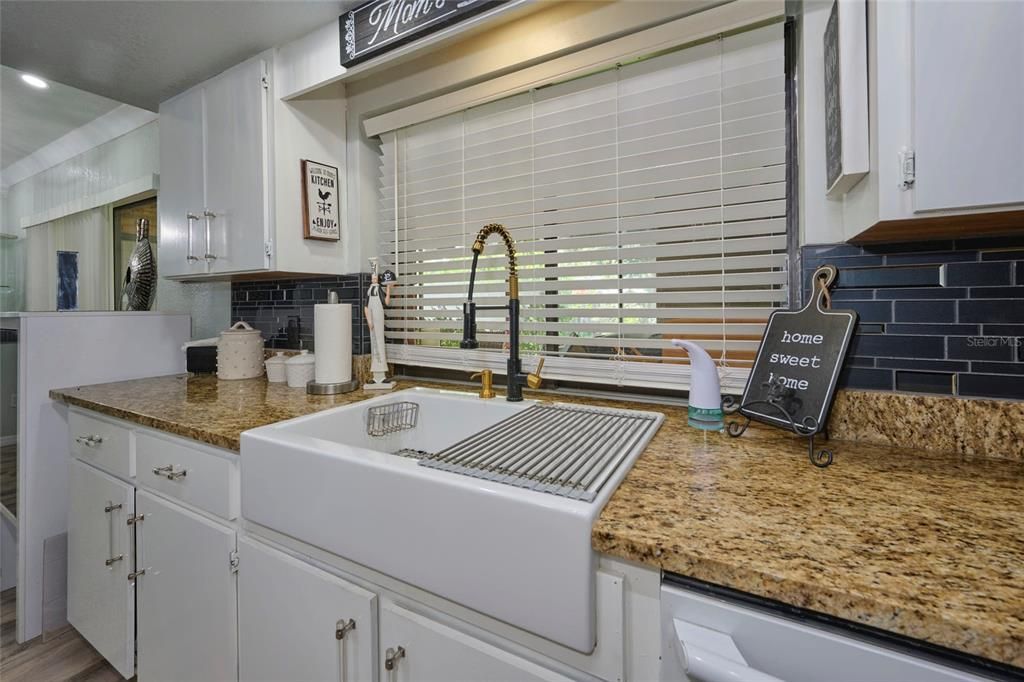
[418,403,661,502]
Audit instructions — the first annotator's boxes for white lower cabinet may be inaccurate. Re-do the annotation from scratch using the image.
[67,459,137,679]
[238,537,377,682]
[135,490,238,682]
[378,599,574,682]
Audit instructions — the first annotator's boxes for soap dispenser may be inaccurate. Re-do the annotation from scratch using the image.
[671,339,723,431]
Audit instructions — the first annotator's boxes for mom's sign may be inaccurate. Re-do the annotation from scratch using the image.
[341,0,511,67]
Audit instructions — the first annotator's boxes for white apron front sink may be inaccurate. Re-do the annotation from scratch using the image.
[240,387,662,653]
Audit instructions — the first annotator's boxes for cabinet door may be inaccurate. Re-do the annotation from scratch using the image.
[238,537,377,682]
[67,459,136,679]
[379,600,574,682]
[912,1,1024,211]
[135,491,237,682]
[158,88,208,278]
[204,56,271,274]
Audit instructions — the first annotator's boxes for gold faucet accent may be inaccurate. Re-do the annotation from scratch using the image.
[470,369,496,399]
[472,223,519,299]
[526,358,544,390]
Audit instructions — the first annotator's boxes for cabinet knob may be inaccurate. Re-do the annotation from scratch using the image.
[186,213,201,262]
[335,618,356,640]
[203,210,217,261]
[384,645,406,671]
[152,465,187,480]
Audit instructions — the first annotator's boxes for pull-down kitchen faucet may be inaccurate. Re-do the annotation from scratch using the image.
[461,223,542,402]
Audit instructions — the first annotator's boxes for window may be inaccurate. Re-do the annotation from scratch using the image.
[378,23,787,391]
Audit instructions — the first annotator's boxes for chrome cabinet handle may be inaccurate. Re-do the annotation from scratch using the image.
[128,568,146,581]
[336,619,356,682]
[203,210,217,262]
[76,434,103,447]
[384,646,405,672]
[152,465,187,480]
[186,212,200,262]
[104,501,124,567]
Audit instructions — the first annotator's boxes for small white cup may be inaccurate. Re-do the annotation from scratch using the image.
[285,350,315,388]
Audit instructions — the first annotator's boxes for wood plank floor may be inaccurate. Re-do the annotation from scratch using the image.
[0,588,125,681]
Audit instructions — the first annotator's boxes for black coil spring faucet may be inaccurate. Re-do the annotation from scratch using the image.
[461,223,543,401]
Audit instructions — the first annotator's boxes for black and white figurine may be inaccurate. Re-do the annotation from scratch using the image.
[363,258,396,390]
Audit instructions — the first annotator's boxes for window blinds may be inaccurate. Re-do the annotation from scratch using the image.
[378,23,787,392]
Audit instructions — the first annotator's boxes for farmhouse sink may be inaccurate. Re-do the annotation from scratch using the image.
[240,387,663,652]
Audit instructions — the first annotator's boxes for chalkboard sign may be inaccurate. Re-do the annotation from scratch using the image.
[341,0,511,67]
[824,0,843,191]
[739,265,856,433]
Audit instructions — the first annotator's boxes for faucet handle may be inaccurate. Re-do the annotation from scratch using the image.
[470,369,496,399]
[526,357,545,390]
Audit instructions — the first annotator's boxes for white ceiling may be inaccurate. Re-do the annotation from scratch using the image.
[0,0,354,112]
[1,65,125,170]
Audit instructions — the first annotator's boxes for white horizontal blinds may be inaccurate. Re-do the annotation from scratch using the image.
[378,23,787,390]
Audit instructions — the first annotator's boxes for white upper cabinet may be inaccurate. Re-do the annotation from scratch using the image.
[204,58,272,273]
[157,87,207,278]
[910,0,1024,212]
[835,0,1024,242]
[158,55,269,277]
[158,50,350,279]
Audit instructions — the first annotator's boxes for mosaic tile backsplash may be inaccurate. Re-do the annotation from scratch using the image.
[231,274,371,355]
[802,235,1024,400]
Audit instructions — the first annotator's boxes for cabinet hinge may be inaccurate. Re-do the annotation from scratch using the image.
[264,240,273,259]
[899,149,916,190]
[261,74,270,91]
[229,549,240,573]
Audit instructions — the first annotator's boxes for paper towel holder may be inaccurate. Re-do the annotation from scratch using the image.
[307,378,359,395]
[306,289,360,395]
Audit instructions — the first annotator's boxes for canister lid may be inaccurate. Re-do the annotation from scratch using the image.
[265,352,287,366]
[285,349,315,365]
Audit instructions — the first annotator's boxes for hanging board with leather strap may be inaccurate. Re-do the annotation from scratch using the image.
[739,265,857,433]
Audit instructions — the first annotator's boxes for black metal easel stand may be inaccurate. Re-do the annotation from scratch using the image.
[721,394,834,468]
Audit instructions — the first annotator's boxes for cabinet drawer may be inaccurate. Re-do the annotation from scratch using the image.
[69,410,134,478]
[136,432,239,520]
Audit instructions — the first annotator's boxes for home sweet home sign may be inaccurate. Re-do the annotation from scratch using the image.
[341,0,511,67]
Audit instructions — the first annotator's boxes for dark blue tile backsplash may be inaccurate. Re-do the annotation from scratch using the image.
[231,274,371,355]
[802,236,1024,399]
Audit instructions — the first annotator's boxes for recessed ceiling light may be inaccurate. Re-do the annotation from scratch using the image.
[21,74,49,89]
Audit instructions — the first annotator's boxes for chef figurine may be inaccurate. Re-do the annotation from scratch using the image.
[363,258,396,390]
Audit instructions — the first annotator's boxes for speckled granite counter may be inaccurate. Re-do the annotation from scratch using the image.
[51,374,1023,669]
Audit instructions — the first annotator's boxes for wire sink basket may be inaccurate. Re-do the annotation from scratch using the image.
[365,401,419,437]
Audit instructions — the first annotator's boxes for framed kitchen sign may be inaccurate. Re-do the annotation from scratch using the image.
[723,265,857,467]
[301,159,341,241]
[341,0,512,67]
[824,0,869,197]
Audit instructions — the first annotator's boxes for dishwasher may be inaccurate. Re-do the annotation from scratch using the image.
[660,580,1007,682]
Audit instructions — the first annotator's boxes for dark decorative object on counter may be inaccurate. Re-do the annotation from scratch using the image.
[724,265,857,468]
[121,218,156,311]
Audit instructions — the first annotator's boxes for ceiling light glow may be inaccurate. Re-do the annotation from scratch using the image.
[21,74,49,89]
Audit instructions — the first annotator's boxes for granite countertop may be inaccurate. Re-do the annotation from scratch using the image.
[51,374,1023,669]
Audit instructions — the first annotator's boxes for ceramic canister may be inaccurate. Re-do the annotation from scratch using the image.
[217,321,265,380]
[285,350,316,388]
[265,352,288,383]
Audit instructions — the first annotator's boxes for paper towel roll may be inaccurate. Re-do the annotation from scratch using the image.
[314,302,352,384]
